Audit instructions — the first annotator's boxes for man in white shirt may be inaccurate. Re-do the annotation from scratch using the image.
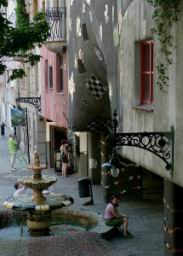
[13,182,27,197]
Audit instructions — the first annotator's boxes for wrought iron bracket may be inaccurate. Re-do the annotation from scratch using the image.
[106,110,174,172]
[16,97,41,112]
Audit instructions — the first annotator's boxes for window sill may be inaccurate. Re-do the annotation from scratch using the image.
[45,88,53,90]
[133,104,154,112]
[45,89,53,93]
[56,92,64,95]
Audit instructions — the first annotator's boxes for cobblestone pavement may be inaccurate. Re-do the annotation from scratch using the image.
[0,134,164,256]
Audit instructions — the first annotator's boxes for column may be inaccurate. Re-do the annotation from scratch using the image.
[88,132,101,185]
[164,179,183,255]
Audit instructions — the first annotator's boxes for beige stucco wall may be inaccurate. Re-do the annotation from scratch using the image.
[118,0,183,187]
[171,1,183,186]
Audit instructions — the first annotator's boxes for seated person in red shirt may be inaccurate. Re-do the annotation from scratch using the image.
[104,194,133,238]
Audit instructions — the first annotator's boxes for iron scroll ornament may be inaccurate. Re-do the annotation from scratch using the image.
[16,97,41,112]
[106,111,174,171]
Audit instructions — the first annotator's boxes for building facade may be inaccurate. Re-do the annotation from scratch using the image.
[42,0,69,168]
[68,0,183,254]
[118,1,183,254]
[1,0,183,254]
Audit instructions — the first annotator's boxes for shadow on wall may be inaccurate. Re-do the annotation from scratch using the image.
[69,3,111,132]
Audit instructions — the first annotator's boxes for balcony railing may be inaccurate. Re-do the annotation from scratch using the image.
[46,7,66,41]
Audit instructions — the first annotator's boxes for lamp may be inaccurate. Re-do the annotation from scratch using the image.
[110,166,120,178]
[101,148,121,202]
[110,147,121,177]
[101,148,120,178]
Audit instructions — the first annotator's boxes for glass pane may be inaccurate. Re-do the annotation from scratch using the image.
[151,44,153,71]
[49,66,53,88]
[56,161,61,168]
[57,55,63,92]
[56,152,61,160]
[60,68,63,91]
[45,60,48,89]
[143,44,150,72]
[142,75,151,103]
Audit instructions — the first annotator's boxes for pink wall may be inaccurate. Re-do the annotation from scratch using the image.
[41,46,69,128]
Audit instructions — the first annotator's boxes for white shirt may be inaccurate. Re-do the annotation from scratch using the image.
[13,186,27,197]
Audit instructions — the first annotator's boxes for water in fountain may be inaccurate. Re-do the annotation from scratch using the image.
[3,151,74,236]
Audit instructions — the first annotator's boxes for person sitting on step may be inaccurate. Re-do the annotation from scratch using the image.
[104,194,133,238]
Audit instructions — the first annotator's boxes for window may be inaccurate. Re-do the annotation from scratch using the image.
[42,0,45,12]
[26,67,31,94]
[33,0,38,14]
[45,59,48,90]
[140,41,153,104]
[56,54,63,92]
[48,65,53,89]
[82,23,88,41]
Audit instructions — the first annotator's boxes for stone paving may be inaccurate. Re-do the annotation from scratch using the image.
[0,133,164,256]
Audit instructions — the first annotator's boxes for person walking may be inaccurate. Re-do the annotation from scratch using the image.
[60,139,69,177]
[8,134,18,171]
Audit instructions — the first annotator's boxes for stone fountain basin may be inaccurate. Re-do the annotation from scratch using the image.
[27,164,47,170]
[17,175,57,191]
[3,193,74,212]
[0,208,98,234]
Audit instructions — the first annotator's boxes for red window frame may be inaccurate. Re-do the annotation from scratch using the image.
[140,40,154,105]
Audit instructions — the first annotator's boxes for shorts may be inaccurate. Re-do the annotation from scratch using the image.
[105,217,124,227]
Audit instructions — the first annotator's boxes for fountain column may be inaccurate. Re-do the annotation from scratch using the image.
[4,151,74,236]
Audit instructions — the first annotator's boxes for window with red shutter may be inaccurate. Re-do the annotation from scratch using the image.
[140,41,154,105]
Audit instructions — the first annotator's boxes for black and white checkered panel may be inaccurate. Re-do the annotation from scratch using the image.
[84,75,108,100]
[86,121,106,131]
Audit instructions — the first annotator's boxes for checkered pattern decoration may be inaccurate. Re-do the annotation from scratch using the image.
[84,75,108,100]
[86,120,106,131]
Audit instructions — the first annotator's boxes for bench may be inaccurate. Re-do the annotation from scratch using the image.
[91,214,119,239]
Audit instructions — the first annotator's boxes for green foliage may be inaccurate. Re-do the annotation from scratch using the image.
[0,0,49,80]
[25,54,41,66]
[0,62,6,74]
[147,0,181,90]
[15,0,29,30]
[0,0,8,7]
[8,69,26,82]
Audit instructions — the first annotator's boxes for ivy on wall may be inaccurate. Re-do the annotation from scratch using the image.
[147,0,181,90]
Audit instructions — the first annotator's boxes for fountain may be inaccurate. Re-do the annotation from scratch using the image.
[3,151,74,236]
